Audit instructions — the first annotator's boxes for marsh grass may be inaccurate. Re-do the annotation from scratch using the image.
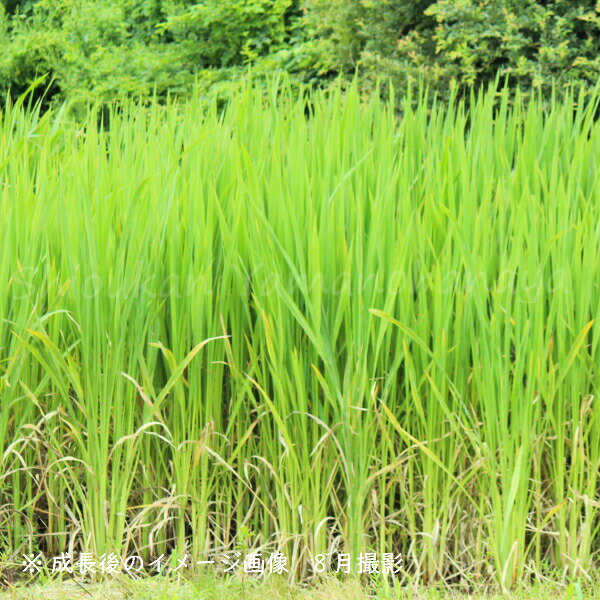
[0,80,598,591]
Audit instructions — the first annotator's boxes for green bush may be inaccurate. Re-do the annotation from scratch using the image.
[424,0,600,88]
[0,0,301,106]
[294,0,362,77]
[298,0,599,96]
[163,0,294,66]
[0,0,598,104]
[0,0,174,104]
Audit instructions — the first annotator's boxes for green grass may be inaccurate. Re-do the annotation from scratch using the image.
[1,577,599,600]
[0,80,598,592]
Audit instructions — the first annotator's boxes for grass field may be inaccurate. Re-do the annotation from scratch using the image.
[0,81,598,592]
[1,577,600,600]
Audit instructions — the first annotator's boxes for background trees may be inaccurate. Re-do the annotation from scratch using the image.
[0,1,598,104]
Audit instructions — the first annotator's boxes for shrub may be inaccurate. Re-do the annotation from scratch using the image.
[424,0,600,88]
[300,0,600,96]
[0,0,300,105]
[163,0,294,66]
[0,1,598,104]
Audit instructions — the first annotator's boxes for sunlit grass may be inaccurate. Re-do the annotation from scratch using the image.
[0,80,598,591]
[1,577,599,600]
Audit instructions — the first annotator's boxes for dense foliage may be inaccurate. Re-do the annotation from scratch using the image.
[1,82,598,589]
[0,0,598,104]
